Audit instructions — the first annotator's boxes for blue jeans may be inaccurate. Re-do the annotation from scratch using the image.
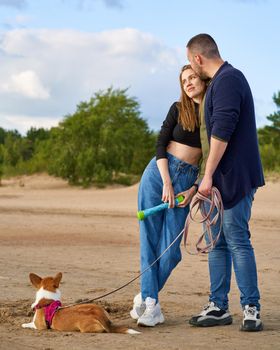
[207,189,261,310]
[138,153,198,302]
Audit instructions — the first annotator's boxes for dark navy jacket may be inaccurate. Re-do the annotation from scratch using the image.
[204,62,265,209]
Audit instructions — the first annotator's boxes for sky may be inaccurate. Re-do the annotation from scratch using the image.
[0,0,279,134]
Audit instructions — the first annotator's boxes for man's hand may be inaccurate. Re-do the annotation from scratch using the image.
[199,137,228,197]
[198,174,213,197]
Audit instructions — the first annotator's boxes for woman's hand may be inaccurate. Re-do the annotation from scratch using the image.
[176,185,197,208]
[162,181,175,208]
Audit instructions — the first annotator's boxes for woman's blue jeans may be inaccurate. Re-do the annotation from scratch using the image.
[207,189,261,311]
[138,153,198,302]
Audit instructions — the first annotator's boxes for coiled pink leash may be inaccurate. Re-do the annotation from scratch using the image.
[183,186,224,254]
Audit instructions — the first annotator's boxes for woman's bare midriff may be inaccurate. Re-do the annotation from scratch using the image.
[167,140,202,166]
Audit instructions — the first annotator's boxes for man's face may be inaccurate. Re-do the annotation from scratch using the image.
[186,48,208,80]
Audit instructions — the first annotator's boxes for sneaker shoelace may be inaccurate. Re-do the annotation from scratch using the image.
[203,302,215,311]
[244,306,257,318]
[142,301,157,316]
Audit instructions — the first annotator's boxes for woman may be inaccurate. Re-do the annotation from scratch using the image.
[130,65,206,327]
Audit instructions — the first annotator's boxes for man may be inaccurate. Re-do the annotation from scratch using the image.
[186,34,265,332]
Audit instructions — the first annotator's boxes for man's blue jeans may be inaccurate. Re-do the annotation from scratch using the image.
[207,189,261,311]
[138,153,198,302]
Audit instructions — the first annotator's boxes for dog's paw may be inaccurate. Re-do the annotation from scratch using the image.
[22,322,36,329]
[127,329,141,334]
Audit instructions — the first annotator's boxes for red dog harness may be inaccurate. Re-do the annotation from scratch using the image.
[35,300,62,329]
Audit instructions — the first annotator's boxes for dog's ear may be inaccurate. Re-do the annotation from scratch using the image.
[54,272,62,288]
[29,273,42,288]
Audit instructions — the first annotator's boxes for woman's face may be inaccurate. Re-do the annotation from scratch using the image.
[181,68,205,100]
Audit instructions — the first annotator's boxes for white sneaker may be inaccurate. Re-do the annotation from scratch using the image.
[130,293,146,320]
[240,305,263,332]
[137,297,165,327]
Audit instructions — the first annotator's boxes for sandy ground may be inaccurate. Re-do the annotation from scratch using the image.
[0,174,279,350]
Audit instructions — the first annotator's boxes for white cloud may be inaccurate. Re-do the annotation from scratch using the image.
[0,28,182,133]
[14,15,31,25]
[1,70,50,99]
[0,113,60,134]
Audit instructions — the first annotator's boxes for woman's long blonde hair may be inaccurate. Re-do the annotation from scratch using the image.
[177,64,204,131]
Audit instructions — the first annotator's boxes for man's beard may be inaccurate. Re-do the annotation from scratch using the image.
[192,62,209,80]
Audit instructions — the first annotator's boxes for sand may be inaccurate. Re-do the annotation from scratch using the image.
[0,174,279,350]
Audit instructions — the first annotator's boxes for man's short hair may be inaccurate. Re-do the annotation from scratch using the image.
[186,34,221,59]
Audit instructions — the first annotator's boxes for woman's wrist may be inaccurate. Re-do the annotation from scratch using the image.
[163,178,172,185]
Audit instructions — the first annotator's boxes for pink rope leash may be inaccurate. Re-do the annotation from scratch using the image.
[183,186,224,254]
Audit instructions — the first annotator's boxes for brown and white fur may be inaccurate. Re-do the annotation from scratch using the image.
[22,272,140,334]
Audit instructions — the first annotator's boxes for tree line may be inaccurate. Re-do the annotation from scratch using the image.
[257,91,280,173]
[0,88,157,186]
[0,88,279,186]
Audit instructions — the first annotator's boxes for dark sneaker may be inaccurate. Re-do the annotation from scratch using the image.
[240,305,263,332]
[189,302,232,327]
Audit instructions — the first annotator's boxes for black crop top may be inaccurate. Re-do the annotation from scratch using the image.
[156,102,201,160]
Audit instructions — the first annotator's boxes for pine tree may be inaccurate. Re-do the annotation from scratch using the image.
[258,91,280,149]
[258,91,280,171]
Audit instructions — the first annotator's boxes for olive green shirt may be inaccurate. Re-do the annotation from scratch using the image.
[198,94,209,179]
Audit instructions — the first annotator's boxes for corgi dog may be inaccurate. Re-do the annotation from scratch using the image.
[22,272,140,334]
